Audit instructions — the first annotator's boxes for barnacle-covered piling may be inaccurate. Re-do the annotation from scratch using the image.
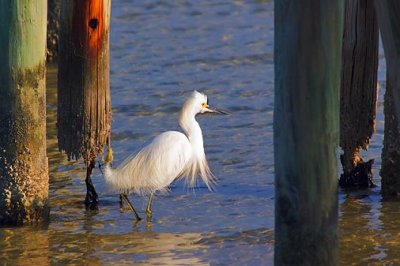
[0,1,49,225]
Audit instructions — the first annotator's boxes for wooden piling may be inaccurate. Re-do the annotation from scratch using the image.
[0,1,49,224]
[58,0,111,208]
[339,0,378,189]
[375,1,400,199]
[47,0,60,62]
[274,1,343,264]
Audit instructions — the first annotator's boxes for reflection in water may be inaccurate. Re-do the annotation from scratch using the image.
[339,192,381,264]
[0,212,271,265]
[48,230,208,265]
[376,201,400,264]
[339,189,400,265]
[0,225,50,266]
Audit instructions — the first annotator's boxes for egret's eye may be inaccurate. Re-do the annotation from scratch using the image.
[201,102,208,108]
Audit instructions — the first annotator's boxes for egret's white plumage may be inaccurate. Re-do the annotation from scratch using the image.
[104,91,225,199]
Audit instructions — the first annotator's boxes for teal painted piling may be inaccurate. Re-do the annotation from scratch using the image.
[0,1,49,224]
[274,1,344,264]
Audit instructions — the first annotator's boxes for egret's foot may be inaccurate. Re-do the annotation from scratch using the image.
[85,182,99,210]
[146,220,153,231]
[146,209,153,222]
[145,192,154,222]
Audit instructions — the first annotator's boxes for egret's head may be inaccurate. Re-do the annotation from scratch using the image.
[184,91,229,116]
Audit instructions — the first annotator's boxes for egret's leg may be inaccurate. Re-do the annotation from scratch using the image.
[85,158,99,210]
[120,193,142,221]
[119,190,129,206]
[146,192,155,220]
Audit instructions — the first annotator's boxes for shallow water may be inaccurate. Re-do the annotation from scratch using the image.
[0,1,398,265]
[0,1,271,265]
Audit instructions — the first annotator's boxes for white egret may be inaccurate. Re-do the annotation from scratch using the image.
[103,91,228,221]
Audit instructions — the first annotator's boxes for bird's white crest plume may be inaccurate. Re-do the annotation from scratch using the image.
[103,90,225,198]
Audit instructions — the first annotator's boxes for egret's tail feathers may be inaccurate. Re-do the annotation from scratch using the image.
[103,137,217,194]
[103,164,154,195]
[184,157,217,191]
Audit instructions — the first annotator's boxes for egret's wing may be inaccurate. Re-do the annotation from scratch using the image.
[141,131,192,184]
[108,131,191,195]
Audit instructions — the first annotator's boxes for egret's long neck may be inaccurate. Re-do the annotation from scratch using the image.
[179,112,204,148]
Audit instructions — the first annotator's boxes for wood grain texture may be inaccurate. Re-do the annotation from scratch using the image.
[274,0,343,264]
[340,0,378,174]
[375,0,400,199]
[47,0,60,62]
[58,0,111,163]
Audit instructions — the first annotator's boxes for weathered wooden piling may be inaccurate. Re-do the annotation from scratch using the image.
[274,1,343,264]
[375,1,400,199]
[47,0,60,62]
[0,1,49,224]
[58,0,111,208]
[339,0,378,189]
